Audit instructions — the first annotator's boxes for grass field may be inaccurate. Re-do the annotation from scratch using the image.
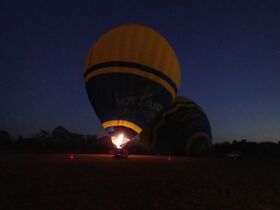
[0,153,280,210]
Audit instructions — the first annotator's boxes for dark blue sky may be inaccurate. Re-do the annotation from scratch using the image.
[1,0,279,142]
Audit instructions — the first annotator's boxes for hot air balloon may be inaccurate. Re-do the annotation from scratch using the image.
[140,96,212,156]
[84,24,181,148]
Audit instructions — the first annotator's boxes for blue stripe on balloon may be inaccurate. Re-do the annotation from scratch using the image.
[84,61,178,93]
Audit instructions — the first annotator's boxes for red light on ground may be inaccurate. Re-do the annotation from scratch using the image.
[70,154,74,159]
[168,156,171,161]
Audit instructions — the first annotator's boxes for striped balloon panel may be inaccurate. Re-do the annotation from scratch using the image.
[85,24,181,88]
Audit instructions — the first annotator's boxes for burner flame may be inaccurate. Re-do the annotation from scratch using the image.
[111,133,130,149]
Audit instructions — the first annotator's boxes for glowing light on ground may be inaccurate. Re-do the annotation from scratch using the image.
[111,133,130,149]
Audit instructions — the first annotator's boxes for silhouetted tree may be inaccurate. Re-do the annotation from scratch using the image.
[0,130,12,149]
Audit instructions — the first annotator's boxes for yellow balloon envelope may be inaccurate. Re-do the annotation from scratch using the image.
[84,24,181,137]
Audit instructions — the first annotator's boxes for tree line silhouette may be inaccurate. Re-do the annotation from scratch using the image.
[0,126,279,158]
[211,139,280,159]
[0,126,147,154]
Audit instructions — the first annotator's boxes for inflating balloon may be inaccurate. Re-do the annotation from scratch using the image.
[84,24,181,145]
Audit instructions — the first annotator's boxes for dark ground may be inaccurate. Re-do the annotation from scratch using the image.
[0,153,280,210]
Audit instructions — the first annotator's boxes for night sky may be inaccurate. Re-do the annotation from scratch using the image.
[1,0,279,142]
